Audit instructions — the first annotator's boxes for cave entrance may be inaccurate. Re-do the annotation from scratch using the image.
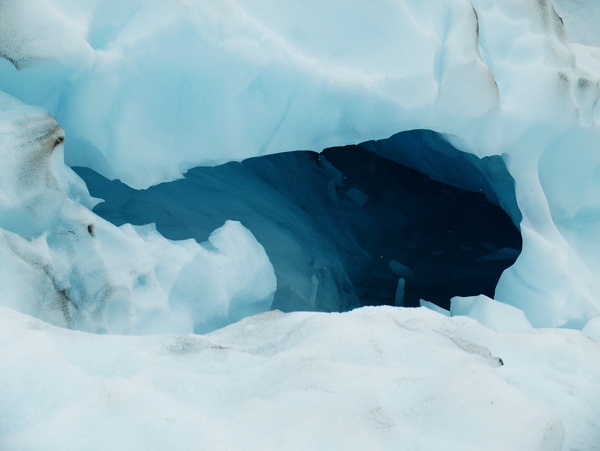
[319,142,521,310]
[75,129,522,313]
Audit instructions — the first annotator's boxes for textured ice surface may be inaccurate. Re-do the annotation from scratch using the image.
[0,91,276,334]
[3,305,599,451]
[1,0,600,326]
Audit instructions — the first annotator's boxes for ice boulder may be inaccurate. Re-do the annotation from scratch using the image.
[420,299,451,317]
[0,90,276,335]
[450,294,533,333]
[582,317,600,343]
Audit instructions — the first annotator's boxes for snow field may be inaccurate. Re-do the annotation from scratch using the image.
[2,306,598,451]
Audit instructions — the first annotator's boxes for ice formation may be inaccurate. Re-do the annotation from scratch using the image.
[2,0,600,327]
[450,294,533,332]
[74,146,521,312]
[1,0,600,449]
[0,91,276,334]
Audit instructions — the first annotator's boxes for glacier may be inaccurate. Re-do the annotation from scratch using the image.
[74,143,522,312]
[1,0,600,449]
[2,0,600,327]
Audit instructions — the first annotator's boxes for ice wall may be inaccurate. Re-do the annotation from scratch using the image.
[0,91,276,334]
[1,0,600,327]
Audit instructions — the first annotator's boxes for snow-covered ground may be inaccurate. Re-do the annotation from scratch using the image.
[2,305,599,451]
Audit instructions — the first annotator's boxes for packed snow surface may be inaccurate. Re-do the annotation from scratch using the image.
[2,306,599,451]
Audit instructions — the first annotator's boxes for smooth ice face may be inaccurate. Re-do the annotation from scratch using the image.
[582,317,600,342]
[2,0,600,327]
[0,91,276,335]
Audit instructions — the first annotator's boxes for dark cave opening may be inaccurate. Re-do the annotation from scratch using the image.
[319,144,521,309]
[74,130,522,313]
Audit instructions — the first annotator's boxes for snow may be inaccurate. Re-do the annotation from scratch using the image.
[3,305,599,451]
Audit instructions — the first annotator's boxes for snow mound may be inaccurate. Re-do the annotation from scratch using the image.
[451,294,533,332]
[3,305,598,450]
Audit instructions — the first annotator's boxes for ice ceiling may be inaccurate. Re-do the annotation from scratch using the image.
[1,0,600,449]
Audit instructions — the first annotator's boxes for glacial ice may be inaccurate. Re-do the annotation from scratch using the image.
[582,316,600,342]
[450,294,533,332]
[1,0,600,449]
[420,299,451,317]
[0,91,276,334]
[1,0,600,327]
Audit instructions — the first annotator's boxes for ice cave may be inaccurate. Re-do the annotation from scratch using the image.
[75,131,523,314]
[1,0,600,450]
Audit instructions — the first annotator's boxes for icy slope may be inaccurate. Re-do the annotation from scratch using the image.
[3,305,598,451]
[1,0,600,327]
[0,91,275,334]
